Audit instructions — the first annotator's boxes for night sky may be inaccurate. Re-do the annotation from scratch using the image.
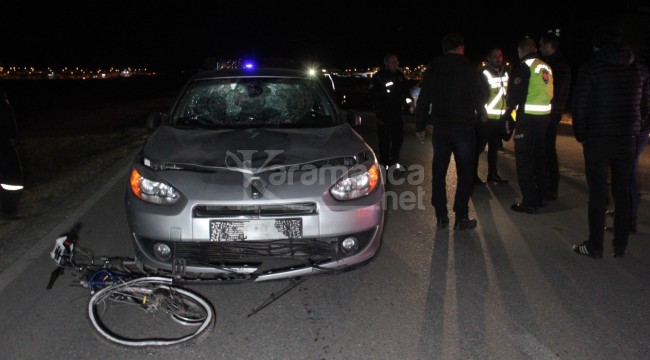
[2,1,648,72]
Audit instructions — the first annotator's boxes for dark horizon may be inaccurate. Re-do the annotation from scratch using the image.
[2,2,649,72]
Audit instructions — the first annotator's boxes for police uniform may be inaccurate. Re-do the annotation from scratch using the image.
[507,54,553,213]
[476,65,509,183]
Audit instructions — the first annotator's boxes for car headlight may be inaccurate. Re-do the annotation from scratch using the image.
[130,169,180,205]
[330,163,380,201]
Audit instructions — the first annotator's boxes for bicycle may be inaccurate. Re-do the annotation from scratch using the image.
[46,225,215,347]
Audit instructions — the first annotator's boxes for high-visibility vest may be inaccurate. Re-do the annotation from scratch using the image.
[523,58,553,115]
[482,68,509,120]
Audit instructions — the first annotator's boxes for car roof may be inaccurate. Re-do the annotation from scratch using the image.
[191,67,313,81]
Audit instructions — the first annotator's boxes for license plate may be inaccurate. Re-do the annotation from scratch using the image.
[210,218,302,241]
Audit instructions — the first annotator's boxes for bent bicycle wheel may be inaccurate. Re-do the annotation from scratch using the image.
[88,276,215,347]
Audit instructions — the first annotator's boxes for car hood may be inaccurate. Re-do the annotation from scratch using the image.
[143,124,370,170]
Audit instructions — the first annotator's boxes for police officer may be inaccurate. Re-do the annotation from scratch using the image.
[0,89,24,220]
[476,47,509,185]
[506,38,554,214]
[539,32,571,201]
[369,53,413,170]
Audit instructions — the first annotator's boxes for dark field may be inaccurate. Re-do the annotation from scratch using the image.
[1,75,188,220]
[2,75,188,134]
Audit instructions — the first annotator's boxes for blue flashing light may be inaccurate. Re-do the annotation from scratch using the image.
[243,62,255,70]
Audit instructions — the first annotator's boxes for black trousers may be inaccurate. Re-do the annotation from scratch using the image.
[514,114,549,207]
[431,123,476,219]
[376,109,404,166]
[584,136,636,250]
[475,119,503,177]
[631,133,649,225]
[544,113,562,194]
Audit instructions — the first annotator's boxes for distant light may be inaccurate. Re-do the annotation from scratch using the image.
[308,68,316,76]
[244,62,254,69]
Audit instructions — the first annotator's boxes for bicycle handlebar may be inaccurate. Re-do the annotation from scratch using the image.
[46,227,143,290]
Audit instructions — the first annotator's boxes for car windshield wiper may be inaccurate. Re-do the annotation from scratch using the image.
[151,161,284,174]
[151,162,229,171]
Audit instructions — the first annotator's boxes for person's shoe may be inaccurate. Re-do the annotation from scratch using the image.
[537,200,547,208]
[474,177,485,186]
[572,242,603,259]
[487,174,508,184]
[613,247,627,258]
[436,217,449,229]
[545,192,558,201]
[511,203,538,214]
[454,218,477,230]
[605,210,615,217]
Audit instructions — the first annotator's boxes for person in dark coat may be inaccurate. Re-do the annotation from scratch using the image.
[0,89,24,220]
[415,33,487,230]
[539,32,571,201]
[369,53,413,170]
[571,24,650,258]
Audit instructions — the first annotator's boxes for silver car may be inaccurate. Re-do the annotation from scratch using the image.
[125,67,384,282]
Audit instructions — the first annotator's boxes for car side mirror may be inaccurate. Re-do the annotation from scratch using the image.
[346,110,362,127]
[146,112,165,131]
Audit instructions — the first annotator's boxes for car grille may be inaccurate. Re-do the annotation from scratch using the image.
[193,202,318,218]
[174,238,339,263]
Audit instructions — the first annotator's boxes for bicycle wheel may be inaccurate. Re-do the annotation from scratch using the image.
[88,276,215,347]
[153,287,209,325]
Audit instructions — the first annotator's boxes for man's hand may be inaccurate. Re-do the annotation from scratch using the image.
[480,114,488,123]
[416,131,426,143]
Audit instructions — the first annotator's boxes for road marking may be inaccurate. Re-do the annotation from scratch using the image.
[510,333,558,359]
[0,154,134,295]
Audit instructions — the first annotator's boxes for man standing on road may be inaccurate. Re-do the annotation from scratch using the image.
[0,90,24,220]
[571,24,650,258]
[507,38,554,214]
[416,34,487,230]
[539,32,571,201]
[369,53,413,171]
[475,47,510,185]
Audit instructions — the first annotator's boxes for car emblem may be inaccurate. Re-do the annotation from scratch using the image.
[246,177,266,199]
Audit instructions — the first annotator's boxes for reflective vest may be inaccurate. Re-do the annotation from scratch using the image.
[482,68,509,120]
[523,58,553,115]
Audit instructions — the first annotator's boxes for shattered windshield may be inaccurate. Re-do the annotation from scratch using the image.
[172,77,339,129]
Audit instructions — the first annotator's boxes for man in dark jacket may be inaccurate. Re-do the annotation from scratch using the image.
[415,34,487,230]
[539,32,571,201]
[571,24,650,258]
[0,90,24,220]
[369,53,413,170]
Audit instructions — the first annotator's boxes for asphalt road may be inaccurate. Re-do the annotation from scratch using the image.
[0,112,649,359]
